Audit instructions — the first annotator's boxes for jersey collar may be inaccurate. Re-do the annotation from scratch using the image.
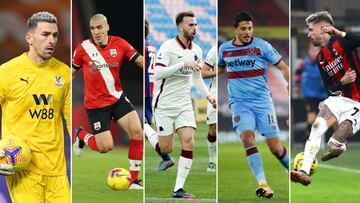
[176,35,192,50]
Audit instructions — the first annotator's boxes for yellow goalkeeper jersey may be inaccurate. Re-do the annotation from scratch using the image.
[0,53,70,175]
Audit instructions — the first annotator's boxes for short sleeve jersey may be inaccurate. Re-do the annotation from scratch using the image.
[218,37,282,104]
[73,36,138,109]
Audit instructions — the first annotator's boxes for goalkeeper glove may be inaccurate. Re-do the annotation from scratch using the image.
[0,149,15,176]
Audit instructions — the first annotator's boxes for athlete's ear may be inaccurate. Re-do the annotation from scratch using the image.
[233,27,238,36]
[106,23,110,32]
[178,23,183,32]
[25,32,33,46]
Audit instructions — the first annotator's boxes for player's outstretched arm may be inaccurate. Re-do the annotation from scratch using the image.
[193,71,216,108]
[275,60,290,92]
[134,55,143,69]
[322,26,360,47]
[201,63,216,79]
[0,150,15,176]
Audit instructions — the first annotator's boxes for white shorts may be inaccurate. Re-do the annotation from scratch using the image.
[154,106,196,136]
[206,101,216,125]
[322,96,360,134]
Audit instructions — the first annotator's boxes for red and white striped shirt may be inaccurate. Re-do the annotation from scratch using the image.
[73,36,138,109]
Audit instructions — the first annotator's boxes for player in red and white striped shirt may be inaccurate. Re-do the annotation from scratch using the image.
[72,14,143,189]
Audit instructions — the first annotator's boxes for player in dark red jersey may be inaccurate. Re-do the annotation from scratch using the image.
[144,19,175,171]
[72,14,143,189]
[291,11,360,186]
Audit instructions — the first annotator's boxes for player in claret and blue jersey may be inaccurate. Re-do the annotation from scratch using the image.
[218,11,290,199]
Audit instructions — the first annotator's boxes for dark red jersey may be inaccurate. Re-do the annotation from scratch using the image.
[316,33,360,102]
[73,36,139,109]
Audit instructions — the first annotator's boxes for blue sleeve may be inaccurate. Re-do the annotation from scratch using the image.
[262,40,282,65]
[218,44,226,67]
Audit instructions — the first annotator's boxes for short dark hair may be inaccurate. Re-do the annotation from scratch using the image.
[175,11,195,26]
[27,11,57,31]
[145,19,149,39]
[306,11,334,26]
[233,11,253,27]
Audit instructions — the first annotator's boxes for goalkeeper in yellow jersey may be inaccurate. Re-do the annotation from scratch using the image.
[0,11,70,203]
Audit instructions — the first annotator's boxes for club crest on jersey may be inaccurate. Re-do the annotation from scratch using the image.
[332,48,338,56]
[110,49,117,57]
[194,54,198,61]
[248,48,258,56]
[55,76,64,87]
[94,121,101,131]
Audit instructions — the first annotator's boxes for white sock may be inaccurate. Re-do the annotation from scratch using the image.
[129,159,142,171]
[207,140,216,163]
[83,134,93,145]
[174,156,193,191]
[301,117,328,174]
[144,123,158,149]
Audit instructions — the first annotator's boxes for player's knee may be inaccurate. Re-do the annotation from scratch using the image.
[181,136,194,150]
[130,127,143,140]
[270,146,283,157]
[240,131,255,146]
[309,117,328,139]
[98,143,114,153]
[160,145,173,154]
[208,124,216,136]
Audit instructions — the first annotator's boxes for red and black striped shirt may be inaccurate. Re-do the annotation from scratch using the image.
[316,33,360,102]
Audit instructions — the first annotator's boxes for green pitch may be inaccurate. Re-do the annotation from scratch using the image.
[145,122,216,202]
[72,147,143,203]
[291,146,360,203]
[219,141,289,203]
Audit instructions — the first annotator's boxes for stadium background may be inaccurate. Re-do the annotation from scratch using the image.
[0,0,70,202]
[291,1,360,203]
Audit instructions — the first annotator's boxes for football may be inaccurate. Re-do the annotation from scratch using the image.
[0,136,32,170]
[292,152,318,175]
[107,167,131,190]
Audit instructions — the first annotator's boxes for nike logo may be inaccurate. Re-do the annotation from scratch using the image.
[178,56,183,58]
[319,61,325,65]
[20,77,29,84]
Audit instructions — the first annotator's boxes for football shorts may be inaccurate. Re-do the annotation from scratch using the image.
[231,101,279,138]
[322,96,360,134]
[6,170,70,203]
[86,94,134,134]
[154,105,196,136]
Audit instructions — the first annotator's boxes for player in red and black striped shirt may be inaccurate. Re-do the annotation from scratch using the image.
[291,11,360,186]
